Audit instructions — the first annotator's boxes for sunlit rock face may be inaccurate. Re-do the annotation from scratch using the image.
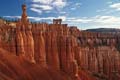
[14,4,36,63]
[1,4,120,80]
[74,31,120,80]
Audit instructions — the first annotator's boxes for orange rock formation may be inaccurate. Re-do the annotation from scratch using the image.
[0,4,120,80]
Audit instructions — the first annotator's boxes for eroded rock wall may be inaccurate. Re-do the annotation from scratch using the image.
[0,22,120,80]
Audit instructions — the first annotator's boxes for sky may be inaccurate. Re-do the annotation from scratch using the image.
[1,0,120,30]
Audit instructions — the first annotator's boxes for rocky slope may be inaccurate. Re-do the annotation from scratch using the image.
[0,47,97,80]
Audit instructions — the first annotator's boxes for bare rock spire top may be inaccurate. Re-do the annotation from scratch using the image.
[21,4,28,25]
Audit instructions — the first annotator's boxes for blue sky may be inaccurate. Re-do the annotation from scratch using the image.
[1,0,120,30]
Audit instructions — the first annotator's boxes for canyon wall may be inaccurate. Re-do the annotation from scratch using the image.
[0,4,120,80]
[0,22,120,80]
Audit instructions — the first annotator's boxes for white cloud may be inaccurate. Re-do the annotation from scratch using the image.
[29,16,55,21]
[71,7,76,10]
[30,8,42,14]
[3,16,21,19]
[59,11,66,14]
[96,2,120,15]
[17,15,118,25]
[96,2,120,14]
[70,2,81,11]
[45,11,51,13]
[3,15,66,22]
[96,9,106,12]
[52,0,66,8]
[75,3,82,6]
[58,16,66,21]
[31,4,53,10]
[93,16,120,24]
[66,15,120,29]
[29,16,67,21]
[30,0,67,14]
[110,3,120,11]
[76,15,120,25]
[67,18,92,23]
[31,0,67,9]
[4,15,120,29]
[32,0,53,4]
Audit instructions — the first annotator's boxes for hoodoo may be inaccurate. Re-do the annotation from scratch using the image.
[16,4,35,63]
[0,3,120,80]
